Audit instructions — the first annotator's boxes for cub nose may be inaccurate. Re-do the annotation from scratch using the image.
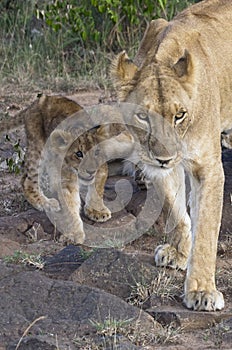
[87,169,95,176]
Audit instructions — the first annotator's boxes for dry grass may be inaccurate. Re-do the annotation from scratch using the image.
[77,312,183,348]
[15,316,47,350]
[128,268,183,307]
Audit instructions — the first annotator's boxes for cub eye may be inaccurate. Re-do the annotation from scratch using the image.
[174,110,187,125]
[75,150,83,158]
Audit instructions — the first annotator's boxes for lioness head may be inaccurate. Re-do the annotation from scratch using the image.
[111,20,197,179]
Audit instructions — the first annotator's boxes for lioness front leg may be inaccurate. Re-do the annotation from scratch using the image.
[84,163,111,222]
[184,162,224,311]
[154,165,191,270]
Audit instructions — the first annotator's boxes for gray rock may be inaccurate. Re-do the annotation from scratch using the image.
[70,248,158,300]
[0,265,159,348]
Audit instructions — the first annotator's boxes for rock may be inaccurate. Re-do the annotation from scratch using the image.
[218,317,232,343]
[0,209,55,243]
[70,248,158,300]
[104,337,142,350]
[0,262,24,279]
[220,149,232,237]
[0,264,160,348]
[43,245,86,279]
[7,337,57,350]
[146,306,232,331]
[83,210,138,248]
[0,237,21,258]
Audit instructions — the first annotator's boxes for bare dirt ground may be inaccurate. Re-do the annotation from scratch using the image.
[0,88,232,349]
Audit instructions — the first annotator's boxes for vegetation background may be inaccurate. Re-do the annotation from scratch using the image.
[0,0,197,93]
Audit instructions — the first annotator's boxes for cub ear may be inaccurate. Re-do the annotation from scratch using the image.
[173,49,193,78]
[50,129,73,150]
[111,51,138,87]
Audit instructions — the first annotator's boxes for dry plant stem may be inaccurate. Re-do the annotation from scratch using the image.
[55,334,60,350]
[15,315,47,350]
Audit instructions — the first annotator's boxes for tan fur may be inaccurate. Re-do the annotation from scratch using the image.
[0,95,133,244]
[111,0,232,311]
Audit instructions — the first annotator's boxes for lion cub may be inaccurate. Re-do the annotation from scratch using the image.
[0,95,133,244]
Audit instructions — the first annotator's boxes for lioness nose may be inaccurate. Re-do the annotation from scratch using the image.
[156,157,172,165]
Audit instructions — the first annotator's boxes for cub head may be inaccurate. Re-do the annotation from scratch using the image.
[50,128,102,185]
[111,21,197,179]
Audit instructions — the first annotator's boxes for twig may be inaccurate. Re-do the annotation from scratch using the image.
[15,315,47,350]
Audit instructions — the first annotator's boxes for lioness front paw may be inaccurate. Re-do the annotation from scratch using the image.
[184,290,224,311]
[84,205,111,222]
[154,244,188,270]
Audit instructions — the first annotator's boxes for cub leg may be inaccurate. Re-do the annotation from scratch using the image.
[22,138,60,212]
[84,163,111,222]
[57,171,85,244]
[154,165,191,270]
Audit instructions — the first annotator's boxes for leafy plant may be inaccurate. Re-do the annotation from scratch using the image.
[4,250,45,269]
[37,0,195,51]
[5,135,24,174]
[0,0,196,90]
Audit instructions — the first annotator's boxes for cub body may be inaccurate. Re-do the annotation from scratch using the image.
[0,95,133,244]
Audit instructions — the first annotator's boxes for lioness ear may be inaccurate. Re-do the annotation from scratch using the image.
[134,19,168,66]
[50,129,73,150]
[111,51,138,87]
[173,50,192,78]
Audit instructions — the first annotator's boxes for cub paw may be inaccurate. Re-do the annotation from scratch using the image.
[154,243,188,270]
[44,198,61,212]
[84,205,111,222]
[184,290,224,311]
[59,230,85,245]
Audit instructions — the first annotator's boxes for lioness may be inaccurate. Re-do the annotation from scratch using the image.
[0,95,133,244]
[111,0,232,311]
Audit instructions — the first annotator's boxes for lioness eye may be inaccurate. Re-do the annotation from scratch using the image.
[174,111,187,125]
[75,151,83,158]
[136,112,148,120]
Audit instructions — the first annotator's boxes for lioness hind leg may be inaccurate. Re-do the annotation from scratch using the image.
[154,166,191,270]
[84,163,111,222]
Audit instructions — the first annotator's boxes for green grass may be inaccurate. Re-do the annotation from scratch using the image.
[0,0,196,93]
[0,1,110,92]
[4,250,44,269]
